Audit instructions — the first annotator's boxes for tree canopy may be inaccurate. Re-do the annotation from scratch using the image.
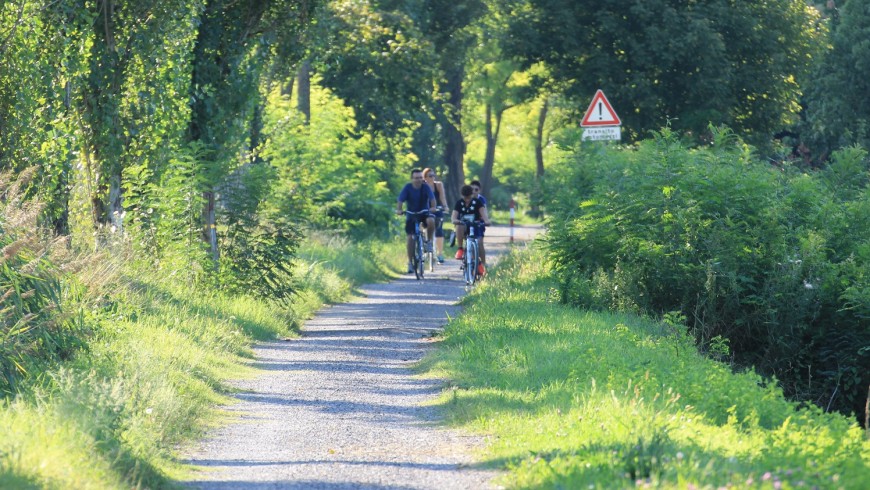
[503,0,824,146]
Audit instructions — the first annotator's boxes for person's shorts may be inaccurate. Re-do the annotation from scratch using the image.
[405,213,432,235]
[433,211,445,238]
[460,220,484,238]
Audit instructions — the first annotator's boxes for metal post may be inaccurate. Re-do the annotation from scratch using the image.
[509,197,515,244]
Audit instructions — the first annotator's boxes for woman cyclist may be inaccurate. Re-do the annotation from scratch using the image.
[422,167,449,263]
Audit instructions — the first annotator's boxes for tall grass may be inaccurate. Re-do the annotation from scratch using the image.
[421,246,870,489]
[1,197,405,489]
[0,168,104,395]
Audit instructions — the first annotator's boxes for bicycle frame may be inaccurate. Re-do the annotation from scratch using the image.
[405,210,429,280]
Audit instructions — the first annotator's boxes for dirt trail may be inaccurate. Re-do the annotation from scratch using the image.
[181,225,541,489]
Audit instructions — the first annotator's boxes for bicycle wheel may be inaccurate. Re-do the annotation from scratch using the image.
[464,239,476,285]
[427,241,436,272]
[415,233,424,280]
[469,240,480,285]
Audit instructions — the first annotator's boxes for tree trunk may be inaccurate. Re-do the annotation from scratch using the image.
[297,59,311,123]
[249,97,264,163]
[187,0,269,263]
[535,98,548,179]
[53,81,73,235]
[480,102,502,195]
[531,98,548,216]
[108,169,123,233]
[203,190,218,260]
[85,0,123,229]
[281,75,295,98]
[442,66,465,206]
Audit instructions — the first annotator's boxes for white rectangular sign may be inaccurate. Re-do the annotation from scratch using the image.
[582,126,621,141]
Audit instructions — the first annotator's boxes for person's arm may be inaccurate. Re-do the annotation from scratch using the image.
[396,186,407,215]
[451,208,460,225]
[436,182,448,209]
[427,186,437,213]
[479,205,491,226]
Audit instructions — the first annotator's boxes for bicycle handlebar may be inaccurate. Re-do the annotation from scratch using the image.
[457,218,486,226]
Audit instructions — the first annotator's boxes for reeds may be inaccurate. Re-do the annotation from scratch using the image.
[0,168,115,394]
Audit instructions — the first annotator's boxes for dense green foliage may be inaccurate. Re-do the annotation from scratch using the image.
[0,0,316,298]
[424,248,869,488]
[545,128,870,419]
[503,0,824,148]
[804,0,870,161]
[315,0,435,139]
[259,82,397,237]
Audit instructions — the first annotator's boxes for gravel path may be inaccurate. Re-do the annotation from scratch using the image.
[180,225,541,490]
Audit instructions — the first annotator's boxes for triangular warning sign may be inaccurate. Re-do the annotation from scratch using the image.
[581,89,621,127]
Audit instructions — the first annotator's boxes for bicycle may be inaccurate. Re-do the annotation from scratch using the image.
[424,205,444,272]
[459,217,484,287]
[405,210,432,280]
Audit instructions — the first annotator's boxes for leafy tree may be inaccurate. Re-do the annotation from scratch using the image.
[0,1,92,234]
[259,80,393,236]
[504,0,823,147]
[187,0,315,259]
[79,0,202,233]
[315,0,435,139]
[417,0,486,203]
[804,0,870,161]
[464,5,539,195]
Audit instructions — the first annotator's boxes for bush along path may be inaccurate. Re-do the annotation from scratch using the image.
[180,225,542,489]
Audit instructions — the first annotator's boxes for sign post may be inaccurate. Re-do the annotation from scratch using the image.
[580,89,621,142]
[509,197,515,244]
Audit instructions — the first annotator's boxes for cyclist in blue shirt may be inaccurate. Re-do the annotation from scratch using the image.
[470,180,487,206]
[396,169,436,273]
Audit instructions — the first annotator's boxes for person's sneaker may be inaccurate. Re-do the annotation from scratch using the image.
[455,248,464,260]
[407,262,414,274]
[437,254,445,264]
[477,263,486,277]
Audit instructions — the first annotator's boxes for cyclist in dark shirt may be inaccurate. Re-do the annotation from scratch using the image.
[451,184,491,276]
[396,169,436,273]
[469,180,489,267]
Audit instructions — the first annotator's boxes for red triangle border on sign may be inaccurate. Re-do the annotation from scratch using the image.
[580,89,621,127]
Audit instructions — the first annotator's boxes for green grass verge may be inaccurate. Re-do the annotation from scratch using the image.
[421,246,870,489]
[0,233,405,488]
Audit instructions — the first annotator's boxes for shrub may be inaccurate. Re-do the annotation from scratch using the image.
[545,128,870,419]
